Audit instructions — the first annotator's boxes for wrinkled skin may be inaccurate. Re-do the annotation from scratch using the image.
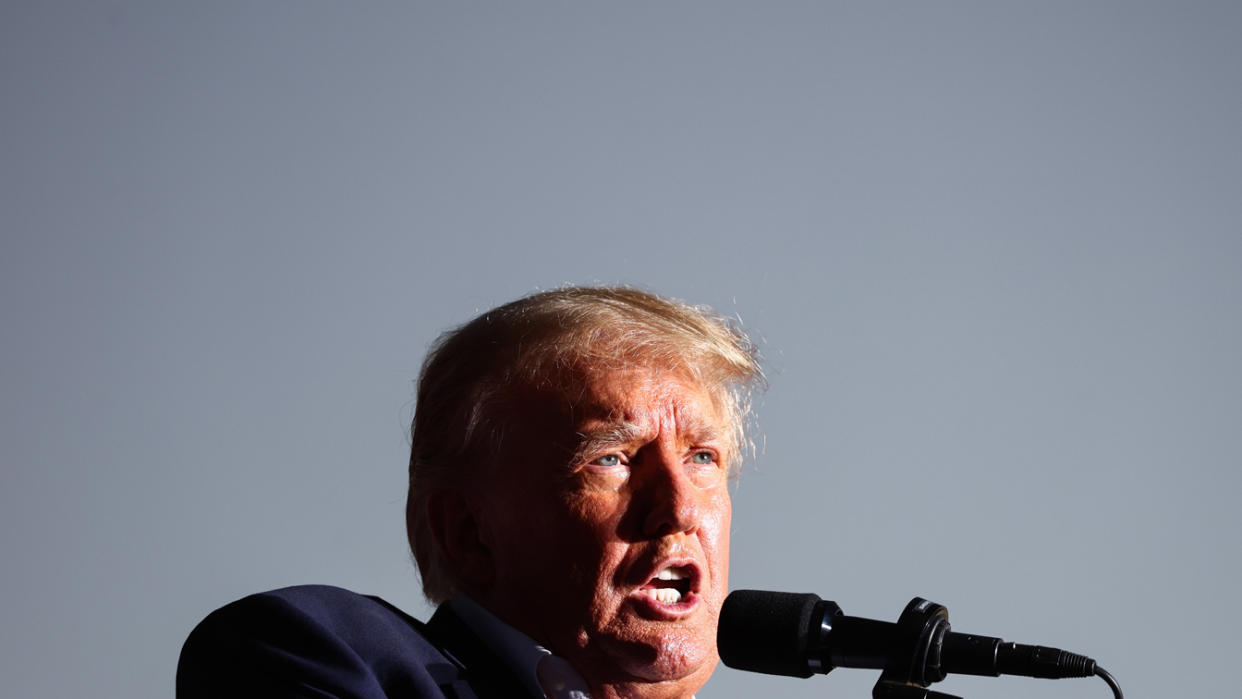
[462,368,733,699]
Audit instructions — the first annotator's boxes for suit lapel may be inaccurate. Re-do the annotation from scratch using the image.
[425,605,540,699]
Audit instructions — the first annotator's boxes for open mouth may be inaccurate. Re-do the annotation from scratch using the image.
[638,565,695,605]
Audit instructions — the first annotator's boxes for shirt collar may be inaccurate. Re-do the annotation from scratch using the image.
[447,595,591,698]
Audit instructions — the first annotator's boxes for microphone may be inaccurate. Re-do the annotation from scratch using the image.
[718,590,1111,693]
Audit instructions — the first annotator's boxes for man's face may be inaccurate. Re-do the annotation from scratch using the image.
[473,367,733,696]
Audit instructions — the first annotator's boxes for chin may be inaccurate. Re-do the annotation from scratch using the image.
[607,625,717,683]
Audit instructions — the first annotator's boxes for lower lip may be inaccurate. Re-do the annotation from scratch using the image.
[629,589,700,619]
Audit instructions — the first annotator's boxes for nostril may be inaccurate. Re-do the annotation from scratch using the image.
[645,507,698,537]
[637,472,702,537]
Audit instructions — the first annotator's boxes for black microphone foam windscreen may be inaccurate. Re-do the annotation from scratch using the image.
[717,590,821,678]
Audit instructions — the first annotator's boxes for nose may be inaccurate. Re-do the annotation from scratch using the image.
[638,447,701,538]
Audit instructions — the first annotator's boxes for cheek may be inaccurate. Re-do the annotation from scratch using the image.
[485,486,583,566]
[704,494,732,581]
[576,497,650,600]
[565,490,625,532]
[703,490,732,538]
[555,493,627,574]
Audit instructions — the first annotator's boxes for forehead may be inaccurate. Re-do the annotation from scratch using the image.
[574,368,726,432]
[510,367,728,442]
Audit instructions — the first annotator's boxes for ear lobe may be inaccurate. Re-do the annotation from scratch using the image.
[426,488,495,595]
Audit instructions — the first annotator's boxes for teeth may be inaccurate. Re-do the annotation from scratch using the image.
[646,587,683,604]
[655,568,686,581]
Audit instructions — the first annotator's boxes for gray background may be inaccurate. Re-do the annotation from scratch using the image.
[3,3,1239,698]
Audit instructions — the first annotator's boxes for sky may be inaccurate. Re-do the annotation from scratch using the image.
[3,3,1240,698]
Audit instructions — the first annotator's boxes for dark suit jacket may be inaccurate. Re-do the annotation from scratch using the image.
[177,585,536,698]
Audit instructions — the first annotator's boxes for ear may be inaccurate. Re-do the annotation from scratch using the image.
[426,488,495,595]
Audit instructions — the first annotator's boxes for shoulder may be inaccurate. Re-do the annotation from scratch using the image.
[177,585,459,698]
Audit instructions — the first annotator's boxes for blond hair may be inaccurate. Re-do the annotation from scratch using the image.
[405,286,763,602]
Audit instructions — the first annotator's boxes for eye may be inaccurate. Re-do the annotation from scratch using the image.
[580,452,630,492]
[686,449,724,488]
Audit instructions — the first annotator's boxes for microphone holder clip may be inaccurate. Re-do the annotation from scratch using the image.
[869,597,961,699]
[872,681,962,699]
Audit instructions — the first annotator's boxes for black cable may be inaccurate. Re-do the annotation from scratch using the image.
[1095,665,1123,699]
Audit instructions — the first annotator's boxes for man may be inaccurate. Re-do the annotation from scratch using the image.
[178,286,764,698]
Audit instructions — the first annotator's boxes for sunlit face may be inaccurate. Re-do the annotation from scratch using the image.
[472,367,733,697]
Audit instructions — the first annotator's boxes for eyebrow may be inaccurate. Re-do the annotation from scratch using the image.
[570,415,726,464]
[572,421,645,463]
